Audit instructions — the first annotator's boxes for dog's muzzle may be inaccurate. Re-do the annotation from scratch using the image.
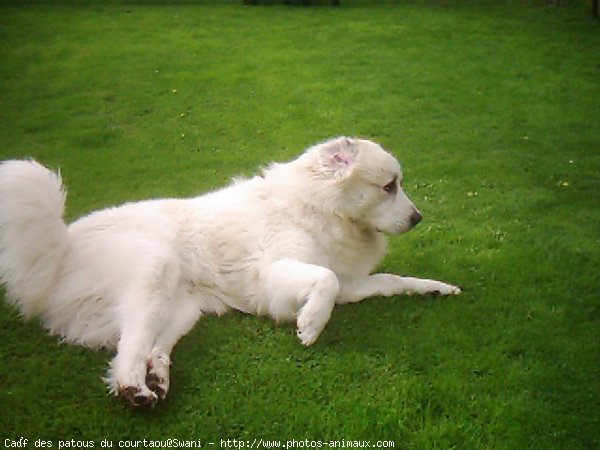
[409,211,422,228]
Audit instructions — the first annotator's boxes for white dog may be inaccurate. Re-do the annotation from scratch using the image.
[0,137,460,406]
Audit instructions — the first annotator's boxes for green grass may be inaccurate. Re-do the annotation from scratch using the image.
[1,1,599,448]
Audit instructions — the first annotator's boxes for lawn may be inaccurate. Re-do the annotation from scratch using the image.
[0,0,599,448]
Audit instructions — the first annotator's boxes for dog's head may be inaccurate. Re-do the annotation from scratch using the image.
[311,137,422,235]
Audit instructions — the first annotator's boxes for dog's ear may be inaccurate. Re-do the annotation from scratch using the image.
[317,137,358,177]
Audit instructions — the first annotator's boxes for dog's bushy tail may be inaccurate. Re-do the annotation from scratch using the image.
[0,160,69,318]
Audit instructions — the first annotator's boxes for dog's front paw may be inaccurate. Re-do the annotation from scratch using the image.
[296,298,334,346]
[297,324,321,347]
[297,311,327,346]
[428,281,461,296]
[297,308,325,345]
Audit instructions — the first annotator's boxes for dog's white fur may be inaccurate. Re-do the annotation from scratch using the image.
[0,137,459,406]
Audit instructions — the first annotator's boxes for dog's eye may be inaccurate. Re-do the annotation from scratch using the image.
[383,180,397,194]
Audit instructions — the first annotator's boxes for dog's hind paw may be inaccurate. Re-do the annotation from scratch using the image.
[145,372,167,400]
[146,350,170,400]
[118,385,158,408]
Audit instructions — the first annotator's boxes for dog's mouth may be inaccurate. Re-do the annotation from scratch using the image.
[376,216,422,235]
[375,225,404,235]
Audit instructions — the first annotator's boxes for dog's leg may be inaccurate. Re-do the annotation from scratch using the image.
[107,292,169,407]
[106,255,180,407]
[146,293,202,400]
[337,274,461,305]
[262,259,340,346]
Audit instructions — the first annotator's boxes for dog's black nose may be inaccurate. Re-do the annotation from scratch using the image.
[410,211,422,227]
